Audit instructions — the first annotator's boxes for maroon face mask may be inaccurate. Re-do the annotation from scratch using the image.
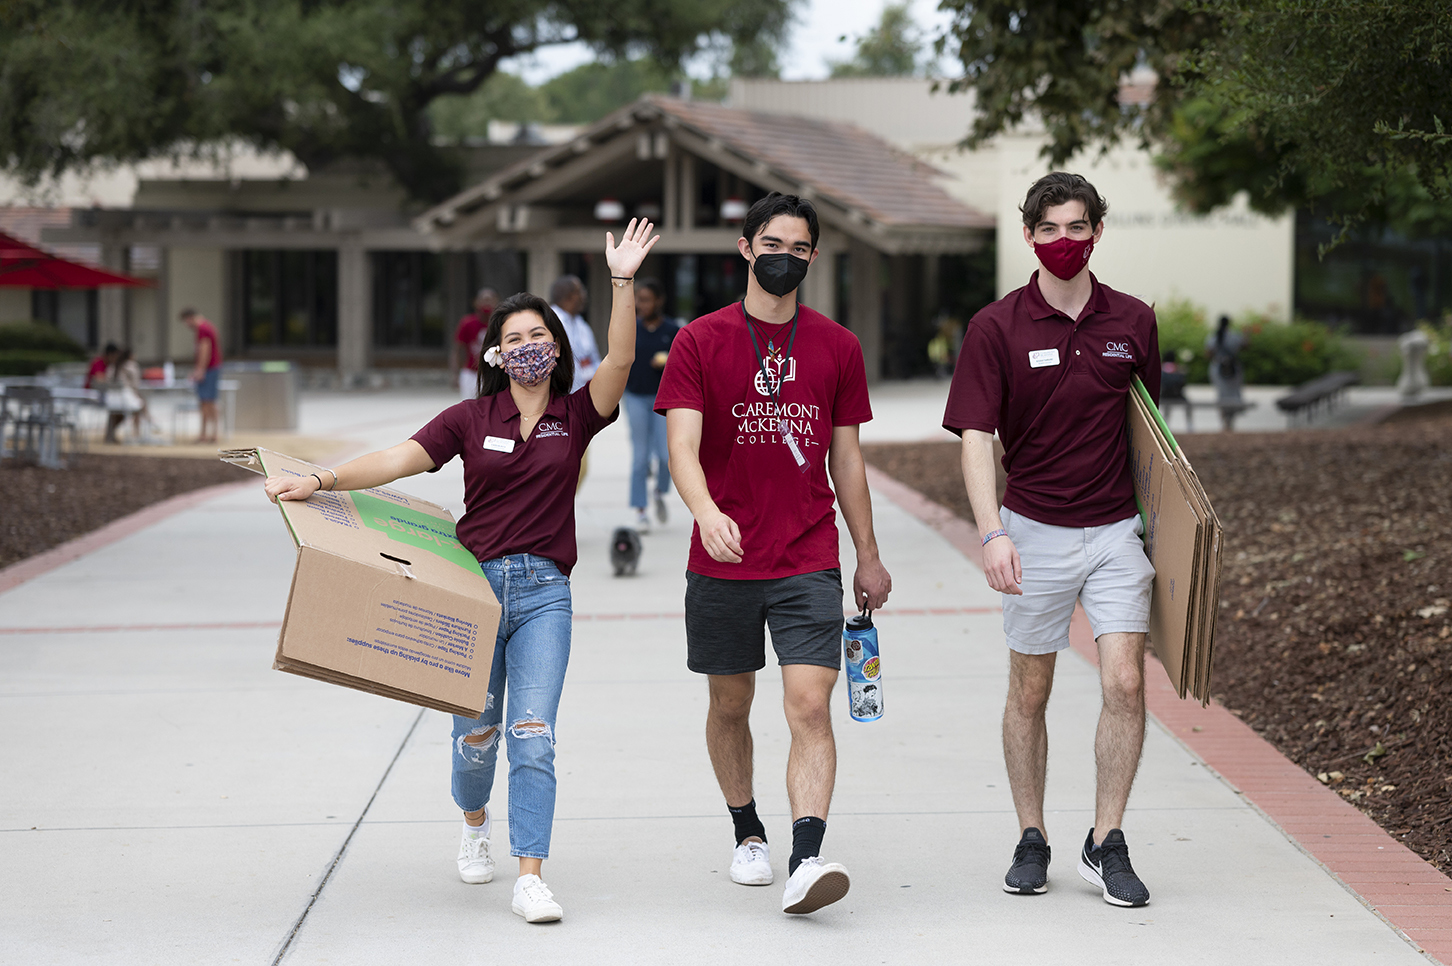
[1033,235,1095,281]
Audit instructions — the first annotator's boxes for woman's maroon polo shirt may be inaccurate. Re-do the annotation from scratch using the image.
[411,385,617,574]
[943,271,1160,528]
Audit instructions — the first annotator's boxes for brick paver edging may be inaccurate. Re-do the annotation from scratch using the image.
[0,480,254,595]
[865,465,1452,963]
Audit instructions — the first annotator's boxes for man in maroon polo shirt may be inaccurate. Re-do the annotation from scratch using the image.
[944,172,1160,908]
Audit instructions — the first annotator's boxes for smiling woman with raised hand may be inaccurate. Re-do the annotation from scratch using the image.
[263,218,659,924]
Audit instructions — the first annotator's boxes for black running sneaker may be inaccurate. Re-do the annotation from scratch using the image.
[1003,827,1051,894]
[1077,828,1150,907]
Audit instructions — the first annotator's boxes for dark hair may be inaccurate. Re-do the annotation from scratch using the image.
[742,191,820,252]
[1020,173,1109,230]
[103,342,120,355]
[635,276,665,299]
[179,307,197,319]
[474,292,575,399]
[1215,314,1232,349]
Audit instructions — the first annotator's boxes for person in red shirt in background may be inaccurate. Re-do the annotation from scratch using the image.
[943,172,1159,909]
[452,288,500,400]
[179,309,223,444]
[262,220,658,925]
[657,192,891,917]
[85,343,119,389]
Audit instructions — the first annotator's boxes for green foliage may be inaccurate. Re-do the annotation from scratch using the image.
[0,321,87,376]
[1235,316,1361,386]
[538,58,677,125]
[829,3,925,78]
[1154,299,1211,382]
[0,0,800,204]
[934,0,1452,229]
[429,72,554,141]
[0,321,87,355]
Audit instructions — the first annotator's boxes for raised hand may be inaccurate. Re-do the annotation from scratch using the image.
[605,218,660,279]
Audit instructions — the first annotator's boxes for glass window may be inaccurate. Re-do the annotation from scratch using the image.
[373,252,446,348]
[31,290,98,348]
[241,250,338,346]
[1296,211,1452,334]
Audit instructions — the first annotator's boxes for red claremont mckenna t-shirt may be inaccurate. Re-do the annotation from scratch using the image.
[410,385,616,575]
[942,271,1160,528]
[655,302,873,580]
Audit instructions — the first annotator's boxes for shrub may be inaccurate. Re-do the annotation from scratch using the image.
[0,350,84,376]
[1154,299,1211,382]
[1236,314,1361,385]
[0,320,88,356]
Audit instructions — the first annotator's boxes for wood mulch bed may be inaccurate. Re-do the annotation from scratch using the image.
[0,453,241,570]
[863,411,1452,874]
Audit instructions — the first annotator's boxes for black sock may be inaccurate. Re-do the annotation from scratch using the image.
[728,799,767,846]
[789,816,826,875]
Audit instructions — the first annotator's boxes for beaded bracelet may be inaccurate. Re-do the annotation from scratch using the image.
[981,528,1008,546]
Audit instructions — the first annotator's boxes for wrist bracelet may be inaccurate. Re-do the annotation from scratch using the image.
[325,469,337,490]
[310,473,325,492]
[610,275,634,280]
[982,528,1008,546]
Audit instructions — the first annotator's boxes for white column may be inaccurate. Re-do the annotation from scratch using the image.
[98,236,128,348]
[527,243,559,300]
[337,239,370,382]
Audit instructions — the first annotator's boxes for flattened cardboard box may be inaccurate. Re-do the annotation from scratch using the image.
[1127,377,1223,705]
[222,448,500,716]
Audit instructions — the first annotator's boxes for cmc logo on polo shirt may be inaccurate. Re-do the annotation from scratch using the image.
[534,420,568,439]
[1102,341,1135,361]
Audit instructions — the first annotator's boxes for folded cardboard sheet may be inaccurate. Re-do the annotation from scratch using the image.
[222,447,500,716]
[1126,378,1223,704]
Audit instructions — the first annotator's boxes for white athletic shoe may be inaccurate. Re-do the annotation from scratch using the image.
[512,874,564,923]
[730,840,774,885]
[781,856,850,914]
[634,509,652,534]
[456,819,494,884]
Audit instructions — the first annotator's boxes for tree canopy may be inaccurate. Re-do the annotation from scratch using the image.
[935,0,1452,230]
[828,2,927,78]
[0,0,799,204]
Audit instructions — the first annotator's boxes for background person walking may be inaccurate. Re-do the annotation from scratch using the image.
[1205,315,1246,431]
[180,308,222,444]
[657,192,891,917]
[625,277,679,532]
[263,220,658,925]
[944,172,1160,908]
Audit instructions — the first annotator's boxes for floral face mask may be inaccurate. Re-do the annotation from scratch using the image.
[498,340,558,388]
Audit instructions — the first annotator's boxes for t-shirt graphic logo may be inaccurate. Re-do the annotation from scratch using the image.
[753,347,797,397]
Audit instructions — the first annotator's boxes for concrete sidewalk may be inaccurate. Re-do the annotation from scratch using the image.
[0,385,1439,965]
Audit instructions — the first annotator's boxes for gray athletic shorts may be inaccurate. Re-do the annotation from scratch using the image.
[684,569,844,675]
[999,507,1155,655]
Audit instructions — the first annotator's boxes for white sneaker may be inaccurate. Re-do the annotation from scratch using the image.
[512,874,564,923]
[730,840,773,885]
[634,510,651,533]
[781,856,850,914]
[456,819,494,884]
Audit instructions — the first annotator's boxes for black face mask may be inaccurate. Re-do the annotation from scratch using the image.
[751,252,811,298]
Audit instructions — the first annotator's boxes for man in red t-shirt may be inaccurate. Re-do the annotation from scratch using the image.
[180,308,223,443]
[657,192,891,916]
[451,288,499,400]
[943,173,1160,908]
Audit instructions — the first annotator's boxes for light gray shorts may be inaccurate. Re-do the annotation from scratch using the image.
[999,507,1155,655]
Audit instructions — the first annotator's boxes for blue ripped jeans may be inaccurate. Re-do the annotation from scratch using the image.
[451,554,572,859]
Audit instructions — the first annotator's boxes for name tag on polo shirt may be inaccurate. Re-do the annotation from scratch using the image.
[1028,348,1061,368]
[483,436,515,453]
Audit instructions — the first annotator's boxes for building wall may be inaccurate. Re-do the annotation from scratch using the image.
[992,136,1294,320]
[0,289,30,323]
[166,248,227,362]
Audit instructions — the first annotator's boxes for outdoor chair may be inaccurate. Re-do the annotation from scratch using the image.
[1,385,66,469]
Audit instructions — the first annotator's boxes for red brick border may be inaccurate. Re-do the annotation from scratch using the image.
[0,480,254,595]
[868,466,1452,962]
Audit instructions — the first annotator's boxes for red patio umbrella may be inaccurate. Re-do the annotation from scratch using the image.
[0,230,150,288]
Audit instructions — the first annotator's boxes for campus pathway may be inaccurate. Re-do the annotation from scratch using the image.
[1,382,1446,965]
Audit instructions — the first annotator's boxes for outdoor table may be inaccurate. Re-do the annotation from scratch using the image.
[137,379,239,442]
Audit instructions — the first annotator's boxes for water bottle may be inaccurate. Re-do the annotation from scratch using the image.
[843,610,882,722]
[162,360,175,386]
